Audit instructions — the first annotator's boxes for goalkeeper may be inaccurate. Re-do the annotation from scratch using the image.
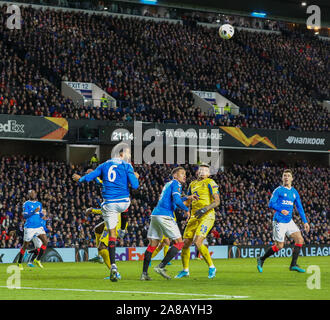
[175,164,220,279]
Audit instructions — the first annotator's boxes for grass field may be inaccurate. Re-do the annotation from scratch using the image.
[0,257,329,300]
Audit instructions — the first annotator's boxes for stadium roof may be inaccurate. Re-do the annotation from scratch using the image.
[125,0,330,26]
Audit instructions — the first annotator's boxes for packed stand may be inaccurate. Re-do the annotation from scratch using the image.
[0,6,329,131]
[0,155,328,249]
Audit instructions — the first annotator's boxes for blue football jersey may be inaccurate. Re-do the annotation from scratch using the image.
[23,201,43,228]
[269,186,307,224]
[152,179,189,219]
[40,218,49,233]
[79,158,139,202]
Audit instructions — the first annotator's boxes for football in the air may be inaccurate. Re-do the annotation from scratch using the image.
[219,24,235,39]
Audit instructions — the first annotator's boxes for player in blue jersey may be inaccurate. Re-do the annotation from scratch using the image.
[141,166,198,280]
[17,190,48,270]
[257,169,310,273]
[27,209,50,267]
[73,143,139,282]
[86,168,129,239]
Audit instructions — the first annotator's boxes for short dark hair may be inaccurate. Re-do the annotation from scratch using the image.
[171,166,185,176]
[283,169,293,176]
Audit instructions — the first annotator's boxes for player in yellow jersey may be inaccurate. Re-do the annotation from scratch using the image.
[86,207,128,279]
[175,164,220,279]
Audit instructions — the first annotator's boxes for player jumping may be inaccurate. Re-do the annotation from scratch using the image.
[86,169,129,238]
[27,209,50,267]
[17,190,49,270]
[175,164,220,279]
[257,169,310,273]
[73,143,139,282]
[141,166,197,280]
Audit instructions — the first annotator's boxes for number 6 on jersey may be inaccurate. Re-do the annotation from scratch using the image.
[108,165,118,182]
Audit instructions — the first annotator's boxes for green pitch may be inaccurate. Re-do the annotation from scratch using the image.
[0,257,329,300]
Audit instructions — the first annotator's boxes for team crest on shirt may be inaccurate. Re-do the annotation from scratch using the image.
[293,193,296,199]
[284,193,287,197]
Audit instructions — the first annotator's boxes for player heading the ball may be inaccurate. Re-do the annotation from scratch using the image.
[175,163,220,279]
[73,143,139,282]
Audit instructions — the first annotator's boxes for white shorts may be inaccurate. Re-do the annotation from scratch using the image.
[23,227,46,242]
[101,200,130,231]
[147,215,182,240]
[32,235,42,248]
[272,220,300,243]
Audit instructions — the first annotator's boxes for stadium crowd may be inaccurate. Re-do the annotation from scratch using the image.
[0,155,328,249]
[0,5,329,131]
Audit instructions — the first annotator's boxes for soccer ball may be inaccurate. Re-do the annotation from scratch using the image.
[219,24,235,39]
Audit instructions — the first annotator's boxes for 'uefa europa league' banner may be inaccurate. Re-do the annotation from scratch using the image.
[0,115,68,141]
[228,245,330,259]
[1,115,328,151]
[100,122,330,152]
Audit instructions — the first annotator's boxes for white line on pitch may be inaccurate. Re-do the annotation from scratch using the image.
[0,286,249,299]
[188,298,236,300]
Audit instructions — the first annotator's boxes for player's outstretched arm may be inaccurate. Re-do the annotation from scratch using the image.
[86,207,102,216]
[183,194,198,207]
[73,165,103,183]
[72,173,81,182]
[86,169,103,185]
[173,193,190,212]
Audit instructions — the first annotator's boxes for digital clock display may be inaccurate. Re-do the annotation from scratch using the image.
[111,130,134,141]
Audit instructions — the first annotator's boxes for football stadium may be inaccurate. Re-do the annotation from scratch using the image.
[0,0,329,305]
